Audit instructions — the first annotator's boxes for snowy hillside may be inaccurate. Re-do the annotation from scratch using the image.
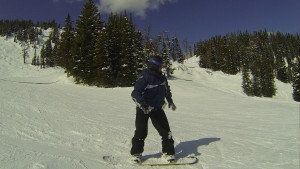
[0,36,299,169]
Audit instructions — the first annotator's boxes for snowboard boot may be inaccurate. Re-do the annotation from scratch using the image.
[131,153,142,164]
[162,153,176,163]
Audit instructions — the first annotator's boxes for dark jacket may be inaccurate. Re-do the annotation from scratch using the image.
[131,69,173,109]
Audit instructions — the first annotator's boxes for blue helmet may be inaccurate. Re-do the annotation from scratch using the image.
[148,56,164,70]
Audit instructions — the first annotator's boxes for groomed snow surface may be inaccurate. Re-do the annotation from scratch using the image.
[0,36,299,169]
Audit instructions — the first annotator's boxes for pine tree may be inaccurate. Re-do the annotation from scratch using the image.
[242,66,253,96]
[133,31,145,75]
[29,27,37,44]
[44,39,54,67]
[171,36,184,63]
[170,37,176,61]
[36,55,40,66]
[52,45,58,67]
[152,31,173,76]
[95,27,110,87]
[72,0,102,84]
[261,49,276,97]
[22,44,29,64]
[259,31,276,97]
[40,45,46,69]
[240,32,254,96]
[57,14,74,76]
[106,13,122,86]
[152,33,162,56]
[272,32,289,83]
[251,34,263,97]
[161,34,173,77]
[143,25,154,60]
[292,58,300,101]
[32,47,37,66]
[50,24,60,45]
[252,73,263,97]
[117,13,137,87]
[127,15,142,86]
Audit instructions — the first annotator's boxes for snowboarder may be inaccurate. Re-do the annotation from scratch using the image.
[130,56,177,163]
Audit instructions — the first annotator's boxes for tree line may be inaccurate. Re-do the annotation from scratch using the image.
[195,30,300,101]
[41,0,185,87]
[0,0,185,87]
[0,19,58,44]
[1,0,298,101]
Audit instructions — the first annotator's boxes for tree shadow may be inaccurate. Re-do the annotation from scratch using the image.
[143,137,221,160]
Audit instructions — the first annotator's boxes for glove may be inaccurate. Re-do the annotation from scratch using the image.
[140,102,149,109]
[168,102,176,111]
[140,102,150,114]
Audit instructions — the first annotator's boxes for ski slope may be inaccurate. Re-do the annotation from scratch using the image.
[0,36,299,169]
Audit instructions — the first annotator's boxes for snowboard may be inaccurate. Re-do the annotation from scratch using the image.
[102,155,199,166]
[140,156,198,166]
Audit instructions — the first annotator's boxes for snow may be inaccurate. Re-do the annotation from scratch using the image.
[0,36,299,169]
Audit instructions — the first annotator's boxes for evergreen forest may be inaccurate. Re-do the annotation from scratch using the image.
[195,31,300,101]
[0,0,299,101]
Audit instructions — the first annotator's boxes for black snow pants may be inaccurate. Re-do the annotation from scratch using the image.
[130,107,175,155]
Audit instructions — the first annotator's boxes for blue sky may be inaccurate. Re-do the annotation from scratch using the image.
[0,0,300,44]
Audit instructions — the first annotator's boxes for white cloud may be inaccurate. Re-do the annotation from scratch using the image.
[96,0,177,17]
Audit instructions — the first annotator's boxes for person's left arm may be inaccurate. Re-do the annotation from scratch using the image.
[165,78,176,111]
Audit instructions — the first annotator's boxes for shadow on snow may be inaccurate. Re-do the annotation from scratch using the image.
[143,137,221,160]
